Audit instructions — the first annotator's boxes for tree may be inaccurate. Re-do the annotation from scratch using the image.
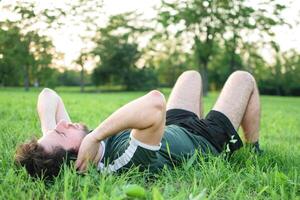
[267,43,300,95]
[1,0,103,90]
[58,69,91,86]
[92,34,141,89]
[76,53,88,92]
[0,1,60,90]
[282,51,300,95]
[221,2,287,74]
[145,35,192,86]
[69,0,104,92]
[92,13,157,90]
[240,42,269,87]
[208,42,242,89]
[157,0,287,95]
[0,20,55,90]
[0,24,25,86]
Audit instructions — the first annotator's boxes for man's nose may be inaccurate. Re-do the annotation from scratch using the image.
[57,119,69,128]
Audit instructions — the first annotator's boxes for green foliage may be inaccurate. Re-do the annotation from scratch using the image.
[0,24,27,86]
[208,42,244,89]
[58,70,91,87]
[0,0,57,89]
[37,67,59,88]
[0,0,103,90]
[155,59,190,87]
[157,0,288,94]
[145,35,194,87]
[92,38,141,87]
[1,89,299,199]
[0,0,298,96]
[125,67,158,91]
[258,50,300,96]
[0,21,55,88]
[92,13,157,91]
[0,22,55,88]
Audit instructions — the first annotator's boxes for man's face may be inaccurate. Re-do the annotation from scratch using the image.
[38,120,89,152]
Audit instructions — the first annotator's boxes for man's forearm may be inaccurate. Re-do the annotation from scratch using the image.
[89,90,165,142]
[37,88,60,134]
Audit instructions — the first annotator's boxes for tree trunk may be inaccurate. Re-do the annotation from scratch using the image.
[275,72,281,96]
[80,65,84,93]
[24,65,29,91]
[200,62,208,96]
[275,56,281,96]
[194,34,211,96]
[171,64,176,86]
[229,50,236,73]
[228,34,237,73]
[0,75,3,87]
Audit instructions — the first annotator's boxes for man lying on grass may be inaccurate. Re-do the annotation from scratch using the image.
[15,70,262,180]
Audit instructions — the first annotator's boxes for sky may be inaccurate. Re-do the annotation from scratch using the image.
[1,0,300,70]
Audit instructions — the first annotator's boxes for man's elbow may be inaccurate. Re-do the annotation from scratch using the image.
[38,88,60,105]
[40,88,55,95]
[39,88,58,98]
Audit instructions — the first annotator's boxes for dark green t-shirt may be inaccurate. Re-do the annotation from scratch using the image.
[97,124,218,173]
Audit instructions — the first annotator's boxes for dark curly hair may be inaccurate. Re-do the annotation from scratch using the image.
[14,138,77,180]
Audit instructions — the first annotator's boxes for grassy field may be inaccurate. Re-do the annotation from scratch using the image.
[0,88,299,200]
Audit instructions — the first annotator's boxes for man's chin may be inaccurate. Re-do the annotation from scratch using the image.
[80,123,90,134]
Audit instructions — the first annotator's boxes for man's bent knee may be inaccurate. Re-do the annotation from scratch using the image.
[180,70,202,82]
[229,70,255,86]
[147,90,166,111]
[40,88,56,95]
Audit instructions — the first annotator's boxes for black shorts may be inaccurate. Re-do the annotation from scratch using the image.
[166,109,243,154]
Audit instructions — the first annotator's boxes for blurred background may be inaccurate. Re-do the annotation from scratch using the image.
[0,0,299,95]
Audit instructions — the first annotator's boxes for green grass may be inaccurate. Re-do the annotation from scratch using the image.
[0,88,299,200]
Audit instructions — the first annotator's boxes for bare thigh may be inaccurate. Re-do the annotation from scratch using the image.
[213,71,255,130]
[167,70,203,118]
